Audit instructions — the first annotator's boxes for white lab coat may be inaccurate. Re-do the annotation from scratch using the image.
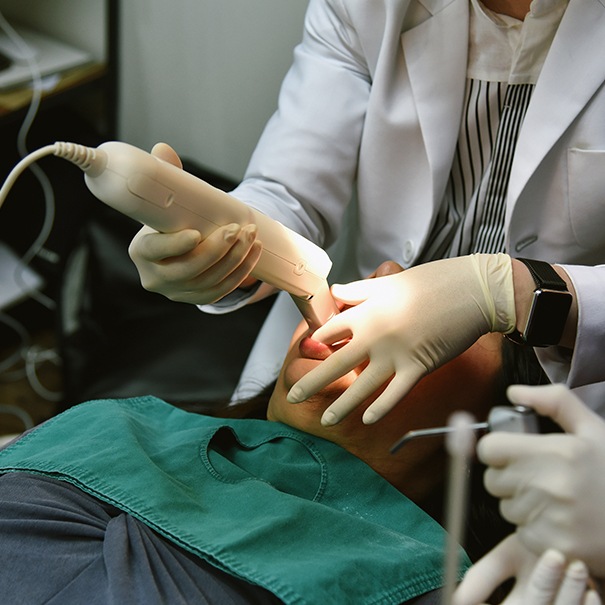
[206,0,605,412]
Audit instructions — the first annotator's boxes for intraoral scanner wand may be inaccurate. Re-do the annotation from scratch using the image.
[0,141,339,330]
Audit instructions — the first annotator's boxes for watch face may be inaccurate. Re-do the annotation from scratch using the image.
[524,289,573,346]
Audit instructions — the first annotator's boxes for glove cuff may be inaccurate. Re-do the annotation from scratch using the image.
[471,253,516,334]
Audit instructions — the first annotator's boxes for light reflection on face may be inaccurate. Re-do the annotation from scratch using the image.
[267,319,504,500]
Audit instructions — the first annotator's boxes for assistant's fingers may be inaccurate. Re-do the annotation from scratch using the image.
[585,590,603,605]
[553,559,590,605]
[477,432,551,468]
[482,466,514,500]
[507,384,597,436]
[522,549,566,605]
[498,490,549,527]
[452,535,519,605]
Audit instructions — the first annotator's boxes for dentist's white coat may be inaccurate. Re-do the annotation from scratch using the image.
[208,0,605,412]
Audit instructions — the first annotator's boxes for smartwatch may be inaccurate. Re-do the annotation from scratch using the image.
[507,258,572,347]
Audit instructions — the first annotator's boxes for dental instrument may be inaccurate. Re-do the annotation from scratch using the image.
[0,141,339,330]
[390,404,539,453]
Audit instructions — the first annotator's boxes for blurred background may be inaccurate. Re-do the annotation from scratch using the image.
[0,0,309,440]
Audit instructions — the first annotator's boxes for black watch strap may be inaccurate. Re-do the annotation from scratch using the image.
[519,258,568,292]
[506,258,572,347]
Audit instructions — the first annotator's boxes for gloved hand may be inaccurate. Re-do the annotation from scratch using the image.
[128,142,262,305]
[453,534,601,605]
[287,253,515,425]
[478,383,605,578]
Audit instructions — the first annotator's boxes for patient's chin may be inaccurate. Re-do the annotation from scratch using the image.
[283,358,322,389]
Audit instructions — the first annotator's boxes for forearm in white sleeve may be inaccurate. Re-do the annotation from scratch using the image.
[229,0,370,248]
[536,264,605,415]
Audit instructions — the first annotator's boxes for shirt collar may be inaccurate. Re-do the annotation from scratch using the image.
[468,0,570,83]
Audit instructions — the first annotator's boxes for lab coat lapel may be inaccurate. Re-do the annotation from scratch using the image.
[401,0,469,208]
[508,0,605,210]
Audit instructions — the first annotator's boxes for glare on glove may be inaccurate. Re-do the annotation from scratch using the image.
[453,534,601,605]
[287,254,515,425]
[479,384,605,578]
[128,143,262,305]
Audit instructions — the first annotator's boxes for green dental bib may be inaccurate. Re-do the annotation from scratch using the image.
[0,396,468,604]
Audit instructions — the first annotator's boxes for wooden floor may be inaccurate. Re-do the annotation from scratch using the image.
[0,327,61,440]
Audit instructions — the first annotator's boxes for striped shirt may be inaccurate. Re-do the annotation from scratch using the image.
[418,0,569,262]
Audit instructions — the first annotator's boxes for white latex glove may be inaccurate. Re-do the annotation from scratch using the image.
[478,384,605,578]
[287,254,515,425]
[453,534,601,605]
[128,143,262,305]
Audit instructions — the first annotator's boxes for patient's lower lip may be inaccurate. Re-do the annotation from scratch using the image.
[299,336,332,360]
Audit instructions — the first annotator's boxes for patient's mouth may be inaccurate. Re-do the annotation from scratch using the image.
[299,336,333,360]
[299,336,349,360]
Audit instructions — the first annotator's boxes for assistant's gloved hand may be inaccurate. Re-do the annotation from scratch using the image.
[478,384,605,578]
[287,254,515,425]
[453,534,601,605]
[128,143,262,305]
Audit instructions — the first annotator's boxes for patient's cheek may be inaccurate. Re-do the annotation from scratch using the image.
[267,391,328,432]
[283,358,322,390]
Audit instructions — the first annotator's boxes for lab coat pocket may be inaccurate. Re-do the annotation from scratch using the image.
[568,148,605,249]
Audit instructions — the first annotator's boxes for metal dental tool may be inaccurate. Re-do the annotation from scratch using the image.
[390,404,539,454]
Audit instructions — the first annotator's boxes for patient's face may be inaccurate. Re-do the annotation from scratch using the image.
[267,317,503,498]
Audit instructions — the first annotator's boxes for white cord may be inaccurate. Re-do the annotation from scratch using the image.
[0,10,55,309]
[0,311,63,402]
[0,312,30,376]
[0,145,57,209]
[0,404,34,431]
[0,142,102,404]
[24,345,62,402]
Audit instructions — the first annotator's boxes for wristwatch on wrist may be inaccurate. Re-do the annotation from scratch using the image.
[506,258,572,347]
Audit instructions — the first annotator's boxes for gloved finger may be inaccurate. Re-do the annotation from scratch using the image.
[150,142,183,168]
[191,239,263,304]
[506,384,599,436]
[482,466,513,499]
[553,559,589,605]
[287,340,369,403]
[361,368,423,424]
[498,492,548,528]
[584,590,603,605]
[452,534,519,605]
[477,431,558,468]
[481,460,546,500]
[522,549,566,604]
[309,304,367,345]
[366,261,404,279]
[138,223,248,286]
[328,278,385,306]
[129,226,203,262]
[319,364,395,426]
[188,224,260,284]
